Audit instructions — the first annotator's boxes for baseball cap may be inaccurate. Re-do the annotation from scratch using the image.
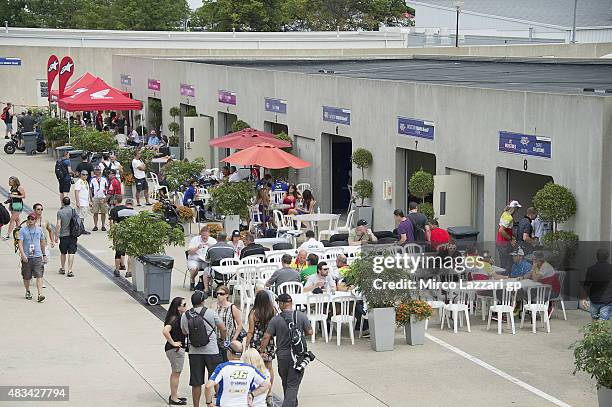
[80,170,88,175]
[276,293,293,303]
[232,230,241,238]
[125,198,134,206]
[508,200,522,208]
[510,247,525,256]
[27,212,37,220]
[357,219,368,227]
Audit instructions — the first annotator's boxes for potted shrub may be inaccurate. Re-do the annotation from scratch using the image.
[168,106,181,158]
[348,250,411,351]
[41,117,69,156]
[231,119,250,132]
[71,128,119,153]
[163,158,205,192]
[177,205,195,235]
[409,169,435,221]
[352,148,374,227]
[108,211,184,292]
[209,181,254,234]
[396,300,433,345]
[573,320,612,406]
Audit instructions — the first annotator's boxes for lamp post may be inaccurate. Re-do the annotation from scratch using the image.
[454,1,464,47]
[571,0,578,43]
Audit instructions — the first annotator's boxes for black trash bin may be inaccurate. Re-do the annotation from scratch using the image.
[55,145,74,160]
[447,226,480,249]
[141,255,174,305]
[22,131,38,155]
[69,150,83,169]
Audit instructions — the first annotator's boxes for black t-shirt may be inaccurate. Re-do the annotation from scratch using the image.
[517,216,533,242]
[109,205,127,223]
[164,315,186,352]
[239,243,266,260]
[76,161,94,177]
[407,212,428,241]
[584,261,612,304]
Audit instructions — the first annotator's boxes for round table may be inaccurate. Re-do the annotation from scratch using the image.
[291,213,339,236]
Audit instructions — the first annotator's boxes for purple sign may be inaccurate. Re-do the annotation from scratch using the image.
[218,90,237,105]
[499,131,551,159]
[398,117,434,140]
[148,79,160,91]
[180,84,195,97]
[323,106,351,125]
[265,97,287,114]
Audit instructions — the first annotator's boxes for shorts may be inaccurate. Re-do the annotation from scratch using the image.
[187,259,207,272]
[21,257,44,280]
[59,236,78,255]
[76,206,89,219]
[58,180,71,194]
[5,122,13,131]
[114,249,126,259]
[92,198,108,214]
[135,177,148,192]
[10,201,23,212]
[166,348,186,373]
[188,353,222,386]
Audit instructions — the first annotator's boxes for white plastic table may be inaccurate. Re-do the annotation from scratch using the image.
[291,213,338,236]
[290,291,361,306]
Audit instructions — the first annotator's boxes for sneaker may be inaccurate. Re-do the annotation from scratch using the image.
[125,272,132,278]
[168,396,186,405]
[67,271,74,277]
[59,268,65,275]
[113,269,120,277]
[92,226,98,231]
[362,330,370,338]
[101,226,107,232]
[25,291,32,300]
[37,295,45,303]
[82,230,91,235]
[119,264,126,271]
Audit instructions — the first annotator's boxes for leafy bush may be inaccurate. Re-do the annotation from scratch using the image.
[177,206,195,222]
[533,183,577,232]
[40,117,68,144]
[351,148,373,176]
[354,179,373,206]
[71,129,118,153]
[108,211,184,257]
[168,122,180,137]
[164,158,206,191]
[409,169,434,203]
[169,106,180,120]
[418,202,435,222]
[149,99,162,131]
[185,106,197,117]
[396,300,433,324]
[210,181,255,220]
[230,119,250,132]
[116,147,156,174]
[207,223,223,238]
[168,134,179,147]
[573,320,612,389]
[152,202,163,213]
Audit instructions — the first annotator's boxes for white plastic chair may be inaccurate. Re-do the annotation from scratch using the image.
[232,265,258,303]
[335,210,354,234]
[273,210,292,237]
[239,279,256,321]
[404,243,423,255]
[277,281,303,295]
[441,290,471,333]
[329,296,356,346]
[550,271,567,320]
[306,293,331,343]
[241,256,264,265]
[219,258,240,292]
[521,285,552,333]
[422,286,444,330]
[296,183,310,195]
[318,214,340,241]
[266,253,287,265]
[487,287,518,335]
[175,191,185,207]
[270,191,285,205]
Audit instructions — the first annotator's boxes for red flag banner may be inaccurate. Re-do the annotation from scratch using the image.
[58,56,75,99]
[46,55,59,102]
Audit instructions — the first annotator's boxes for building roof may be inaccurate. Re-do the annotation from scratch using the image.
[184,57,612,95]
[409,0,612,28]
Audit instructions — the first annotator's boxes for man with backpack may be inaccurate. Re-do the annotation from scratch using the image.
[180,291,227,407]
[55,150,73,204]
[55,197,81,277]
[407,201,429,244]
[2,102,14,139]
[259,294,313,407]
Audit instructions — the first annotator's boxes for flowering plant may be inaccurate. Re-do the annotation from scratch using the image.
[152,202,163,213]
[123,174,135,186]
[396,300,433,325]
[177,205,195,222]
[207,223,223,238]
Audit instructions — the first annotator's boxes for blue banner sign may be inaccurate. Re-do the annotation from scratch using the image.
[323,106,351,125]
[120,74,131,86]
[0,57,21,66]
[397,117,434,140]
[499,131,551,159]
[265,98,287,114]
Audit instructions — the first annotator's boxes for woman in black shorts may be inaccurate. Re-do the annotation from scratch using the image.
[4,176,25,240]
[163,297,188,406]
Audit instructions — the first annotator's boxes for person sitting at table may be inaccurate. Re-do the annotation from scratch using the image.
[581,249,612,321]
[348,219,378,246]
[147,130,160,150]
[271,179,288,192]
[186,226,217,291]
[228,166,241,182]
[230,230,245,257]
[436,240,462,265]
[304,262,336,293]
[159,134,169,148]
[255,187,271,224]
[300,253,319,283]
[183,179,197,206]
[204,232,235,294]
[429,219,450,251]
[509,247,532,278]
[291,249,308,272]
[257,173,273,190]
[265,254,300,293]
[297,190,316,214]
[282,184,301,215]
[466,246,507,280]
[240,233,266,260]
[524,251,560,290]
[299,230,324,251]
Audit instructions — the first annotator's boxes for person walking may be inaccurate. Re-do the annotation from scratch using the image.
[56,150,73,203]
[407,201,429,243]
[2,102,14,138]
[110,198,137,277]
[163,297,188,406]
[246,290,277,406]
[181,291,227,407]
[18,212,47,302]
[214,285,244,362]
[90,167,109,231]
[31,203,55,250]
[55,197,77,277]
[259,294,312,407]
[204,341,270,407]
[74,170,92,235]
[131,149,151,206]
[106,169,122,209]
[4,176,25,240]
[242,348,272,407]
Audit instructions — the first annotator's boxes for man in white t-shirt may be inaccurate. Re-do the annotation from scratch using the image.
[128,127,141,146]
[73,170,91,235]
[131,149,151,206]
[228,166,241,182]
[304,262,336,293]
[89,167,109,231]
[299,230,325,251]
[187,226,217,291]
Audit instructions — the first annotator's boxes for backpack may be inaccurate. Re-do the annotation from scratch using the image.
[407,214,427,242]
[69,208,84,238]
[186,307,215,348]
[55,159,68,181]
[282,310,308,366]
[0,203,9,225]
[101,162,111,178]
[1,109,6,121]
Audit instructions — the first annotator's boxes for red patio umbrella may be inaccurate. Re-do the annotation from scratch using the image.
[58,77,142,111]
[221,143,311,169]
[209,127,291,149]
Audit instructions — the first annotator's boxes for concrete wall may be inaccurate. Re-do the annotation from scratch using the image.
[113,55,611,241]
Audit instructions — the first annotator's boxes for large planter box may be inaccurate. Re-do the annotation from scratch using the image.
[405,316,426,345]
[599,386,612,407]
[223,215,241,235]
[353,206,373,228]
[369,307,395,352]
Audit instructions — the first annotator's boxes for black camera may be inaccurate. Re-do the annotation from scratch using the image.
[294,351,315,372]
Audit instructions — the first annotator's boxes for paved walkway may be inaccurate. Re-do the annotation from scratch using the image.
[0,151,598,407]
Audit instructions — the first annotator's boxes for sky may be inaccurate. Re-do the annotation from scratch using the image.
[187,0,202,10]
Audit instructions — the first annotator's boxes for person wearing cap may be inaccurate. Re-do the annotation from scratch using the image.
[348,219,378,246]
[75,153,94,181]
[259,294,312,407]
[496,200,521,272]
[74,169,92,235]
[204,340,270,407]
[18,212,47,302]
[509,247,532,278]
[229,230,245,257]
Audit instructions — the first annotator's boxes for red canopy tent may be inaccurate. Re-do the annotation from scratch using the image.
[209,128,291,149]
[221,143,311,169]
[51,72,130,101]
[58,78,142,111]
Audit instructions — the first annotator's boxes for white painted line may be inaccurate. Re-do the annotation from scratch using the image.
[425,333,573,407]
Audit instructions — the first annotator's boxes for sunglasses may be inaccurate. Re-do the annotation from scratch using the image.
[180,303,187,307]
[216,292,228,296]
[35,208,43,211]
